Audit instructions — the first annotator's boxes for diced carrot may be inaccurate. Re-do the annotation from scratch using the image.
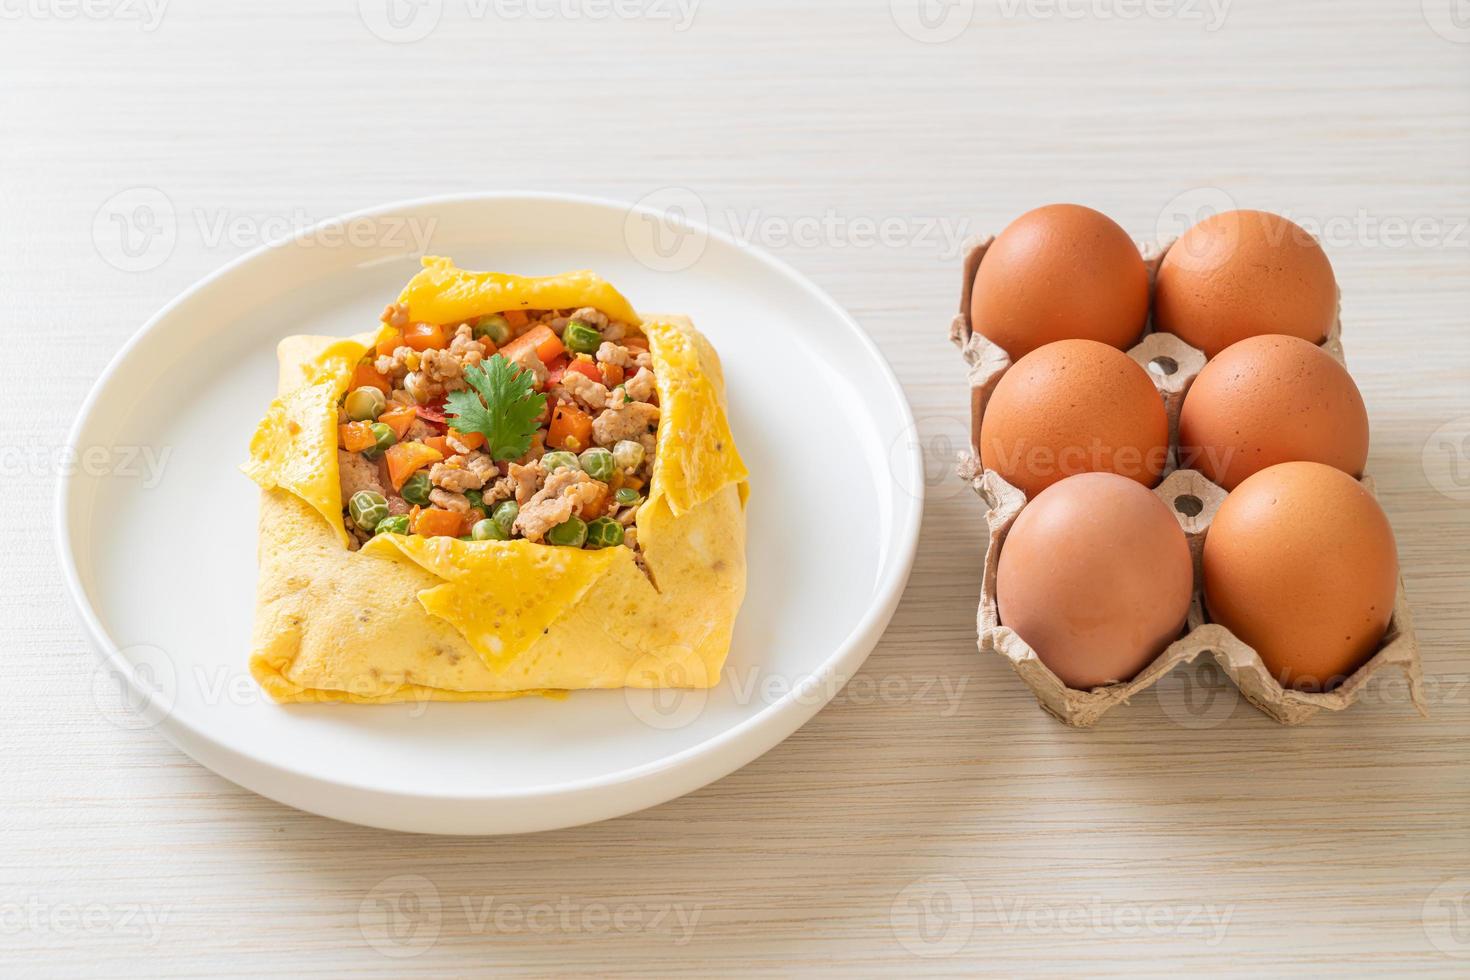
[448,427,486,452]
[339,422,376,453]
[546,403,593,452]
[402,322,448,351]
[501,324,564,366]
[385,441,444,491]
[423,435,453,458]
[503,309,529,329]
[477,337,498,357]
[413,508,463,538]
[566,356,603,385]
[581,482,611,519]
[601,362,625,387]
[375,330,402,357]
[378,406,417,440]
[352,361,391,395]
[622,334,649,352]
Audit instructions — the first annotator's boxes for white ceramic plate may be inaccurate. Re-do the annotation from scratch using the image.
[57,192,922,835]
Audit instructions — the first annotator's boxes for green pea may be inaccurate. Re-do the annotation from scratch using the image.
[563,319,602,355]
[614,487,641,506]
[471,518,508,541]
[584,517,625,549]
[464,488,484,510]
[361,422,396,459]
[374,515,410,536]
[492,500,519,537]
[400,470,433,506]
[579,447,615,482]
[344,386,387,422]
[348,490,389,532]
[546,516,588,547]
[612,439,645,472]
[473,314,512,346]
[541,450,580,474]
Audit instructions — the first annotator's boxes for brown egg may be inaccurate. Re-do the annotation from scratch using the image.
[980,339,1168,498]
[969,204,1149,359]
[1154,209,1338,358]
[1179,334,1369,490]
[1204,461,1398,691]
[998,473,1193,689]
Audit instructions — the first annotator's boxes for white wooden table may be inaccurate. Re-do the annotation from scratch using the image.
[3,1,1467,975]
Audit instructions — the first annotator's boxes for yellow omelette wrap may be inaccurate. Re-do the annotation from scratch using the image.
[242,260,748,703]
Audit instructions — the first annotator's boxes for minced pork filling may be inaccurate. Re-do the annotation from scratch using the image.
[335,302,658,554]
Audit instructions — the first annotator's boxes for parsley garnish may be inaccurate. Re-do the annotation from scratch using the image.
[445,355,547,462]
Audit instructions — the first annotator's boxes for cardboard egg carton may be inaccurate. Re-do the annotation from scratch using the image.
[950,234,1425,727]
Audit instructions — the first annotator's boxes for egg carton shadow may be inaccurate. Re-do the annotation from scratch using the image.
[950,235,1424,728]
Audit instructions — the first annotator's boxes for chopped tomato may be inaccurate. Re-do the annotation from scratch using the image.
[503,309,529,329]
[402,322,448,351]
[500,324,564,366]
[477,337,498,357]
[338,422,376,453]
[566,356,603,385]
[423,435,454,458]
[546,403,593,452]
[385,441,443,491]
[414,401,449,427]
[352,361,391,395]
[448,427,486,452]
[377,406,417,440]
[413,507,463,538]
[544,354,570,387]
[601,362,625,387]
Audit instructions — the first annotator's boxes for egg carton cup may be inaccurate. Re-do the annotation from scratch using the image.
[950,234,1425,727]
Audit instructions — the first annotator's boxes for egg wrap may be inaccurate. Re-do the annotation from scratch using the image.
[242,262,749,704]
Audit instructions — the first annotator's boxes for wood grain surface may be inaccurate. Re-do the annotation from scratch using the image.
[2,0,1467,975]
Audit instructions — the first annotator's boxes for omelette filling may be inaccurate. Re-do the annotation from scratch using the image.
[336,303,658,554]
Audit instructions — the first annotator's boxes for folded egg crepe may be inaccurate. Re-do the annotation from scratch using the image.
[243,259,748,703]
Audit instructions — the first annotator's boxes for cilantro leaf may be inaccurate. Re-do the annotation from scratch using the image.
[445,355,547,462]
